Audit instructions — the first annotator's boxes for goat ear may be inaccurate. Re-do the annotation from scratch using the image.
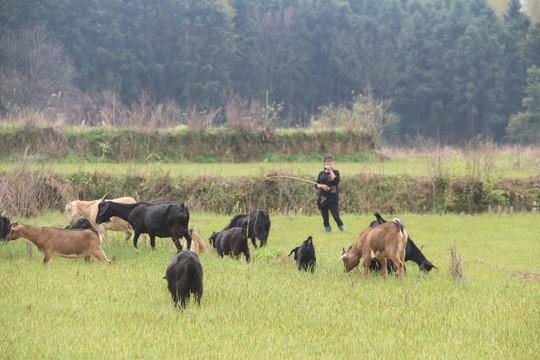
[99,192,110,204]
[339,254,348,262]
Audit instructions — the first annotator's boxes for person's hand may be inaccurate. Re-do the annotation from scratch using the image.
[322,185,330,191]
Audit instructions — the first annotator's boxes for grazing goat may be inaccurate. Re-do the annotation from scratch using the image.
[65,218,93,230]
[340,219,408,279]
[6,222,111,264]
[369,212,436,272]
[288,235,316,272]
[65,196,147,244]
[164,251,203,309]
[208,223,250,262]
[1,215,33,258]
[181,229,206,254]
[224,210,271,248]
[95,193,191,251]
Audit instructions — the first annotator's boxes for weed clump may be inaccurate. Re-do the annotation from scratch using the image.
[449,243,466,284]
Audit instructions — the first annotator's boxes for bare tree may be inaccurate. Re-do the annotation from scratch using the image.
[248,8,309,104]
[0,26,77,114]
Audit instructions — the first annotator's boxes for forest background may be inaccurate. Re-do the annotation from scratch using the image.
[0,0,539,145]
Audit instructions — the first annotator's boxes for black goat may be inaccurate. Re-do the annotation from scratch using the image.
[224,210,270,248]
[95,193,191,251]
[369,212,436,272]
[1,215,11,240]
[209,223,250,262]
[164,251,203,309]
[288,235,316,272]
[65,218,93,230]
[2,215,33,257]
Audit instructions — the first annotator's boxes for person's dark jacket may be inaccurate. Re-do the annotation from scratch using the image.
[315,169,340,209]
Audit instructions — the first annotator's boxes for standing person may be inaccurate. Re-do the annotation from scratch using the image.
[315,155,345,232]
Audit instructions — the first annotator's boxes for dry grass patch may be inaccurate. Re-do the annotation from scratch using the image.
[513,271,540,282]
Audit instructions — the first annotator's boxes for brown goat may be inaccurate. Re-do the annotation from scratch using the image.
[339,219,408,279]
[6,222,111,264]
[65,197,147,245]
[181,229,206,254]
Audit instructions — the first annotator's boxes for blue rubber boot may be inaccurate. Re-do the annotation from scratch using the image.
[324,226,332,232]
[339,225,346,232]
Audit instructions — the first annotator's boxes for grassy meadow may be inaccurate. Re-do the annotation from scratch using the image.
[0,145,538,178]
[0,212,538,359]
[0,157,537,179]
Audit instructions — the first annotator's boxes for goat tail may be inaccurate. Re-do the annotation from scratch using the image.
[392,218,405,233]
[401,229,409,246]
[184,258,199,277]
[374,212,386,224]
[261,210,270,222]
[288,247,298,258]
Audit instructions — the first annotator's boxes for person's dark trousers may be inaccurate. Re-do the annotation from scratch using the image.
[321,203,343,228]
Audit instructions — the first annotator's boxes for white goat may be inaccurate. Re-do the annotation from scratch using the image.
[6,222,111,264]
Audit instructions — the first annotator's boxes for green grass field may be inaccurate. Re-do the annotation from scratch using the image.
[0,212,538,359]
[0,148,538,178]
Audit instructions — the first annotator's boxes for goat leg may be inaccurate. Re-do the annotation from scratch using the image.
[389,254,405,280]
[363,256,372,279]
[93,249,111,264]
[172,237,183,252]
[43,252,52,264]
[184,232,192,251]
[123,230,132,244]
[180,295,188,309]
[380,258,388,280]
[97,224,111,244]
[26,241,33,258]
[133,232,141,249]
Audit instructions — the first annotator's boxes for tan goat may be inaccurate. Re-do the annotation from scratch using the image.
[339,219,408,279]
[65,197,147,245]
[6,222,111,264]
[181,229,206,254]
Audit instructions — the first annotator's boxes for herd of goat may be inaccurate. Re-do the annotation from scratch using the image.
[0,194,436,309]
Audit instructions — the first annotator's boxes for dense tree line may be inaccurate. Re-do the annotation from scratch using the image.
[0,0,539,144]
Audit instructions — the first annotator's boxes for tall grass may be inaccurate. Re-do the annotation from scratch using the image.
[0,213,538,358]
[1,156,538,218]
